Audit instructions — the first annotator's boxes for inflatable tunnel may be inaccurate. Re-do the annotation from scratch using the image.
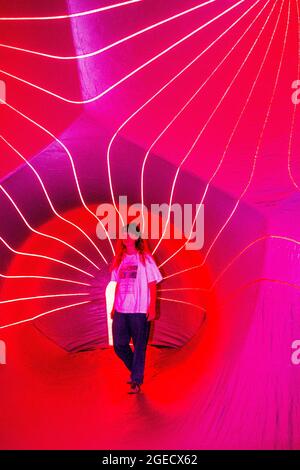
[0,0,300,450]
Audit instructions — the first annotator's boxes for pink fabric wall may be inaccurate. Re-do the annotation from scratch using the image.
[0,0,300,449]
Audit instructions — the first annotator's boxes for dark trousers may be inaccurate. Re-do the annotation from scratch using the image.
[112,311,151,385]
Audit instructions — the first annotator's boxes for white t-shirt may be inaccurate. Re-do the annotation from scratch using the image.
[111,252,163,314]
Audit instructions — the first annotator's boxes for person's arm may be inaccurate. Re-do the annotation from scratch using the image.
[110,282,118,319]
[146,281,157,321]
[109,265,119,319]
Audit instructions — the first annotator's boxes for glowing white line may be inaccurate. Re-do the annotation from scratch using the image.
[210,234,300,291]
[0,1,215,59]
[138,0,264,234]
[107,0,248,225]
[0,1,142,20]
[0,106,114,259]
[0,2,220,255]
[221,278,300,306]
[159,0,285,270]
[0,1,245,105]
[0,292,89,305]
[199,0,288,266]
[0,184,100,271]
[158,287,209,292]
[287,0,300,189]
[0,273,90,286]
[157,296,206,311]
[0,300,91,330]
[149,0,270,252]
[0,237,94,278]
[0,134,107,263]
[0,3,246,248]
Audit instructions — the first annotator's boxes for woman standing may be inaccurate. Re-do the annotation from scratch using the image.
[110,223,163,394]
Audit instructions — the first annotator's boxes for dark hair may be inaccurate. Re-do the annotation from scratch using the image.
[122,222,141,237]
[110,222,152,271]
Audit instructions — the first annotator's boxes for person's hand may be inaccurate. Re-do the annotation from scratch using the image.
[146,306,156,322]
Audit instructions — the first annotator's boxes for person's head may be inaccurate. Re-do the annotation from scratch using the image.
[121,223,141,251]
[110,222,151,270]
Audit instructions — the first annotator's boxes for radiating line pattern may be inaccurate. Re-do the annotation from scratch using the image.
[0,0,298,344]
[0,134,107,265]
[0,1,215,59]
[0,300,91,329]
[0,1,244,105]
[0,0,142,20]
[151,0,274,255]
[159,0,287,270]
[1,0,300,453]
[0,237,95,278]
[0,273,91,286]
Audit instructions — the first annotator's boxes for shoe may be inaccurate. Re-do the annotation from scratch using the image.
[128,382,141,394]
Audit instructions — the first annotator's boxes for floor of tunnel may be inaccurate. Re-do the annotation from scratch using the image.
[1,321,208,450]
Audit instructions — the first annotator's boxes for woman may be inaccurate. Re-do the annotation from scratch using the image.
[109,222,163,394]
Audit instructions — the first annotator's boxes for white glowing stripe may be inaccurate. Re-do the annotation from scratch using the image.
[142,0,264,235]
[0,106,114,259]
[0,1,215,59]
[105,281,117,346]
[0,1,141,20]
[0,273,91,286]
[0,3,240,258]
[158,287,209,292]
[0,237,94,278]
[0,1,245,105]
[222,278,300,306]
[210,234,300,291]
[0,300,91,330]
[107,0,248,225]
[0,292,89,305]
[159,0,284,270]
[161,266,191,281]
[287,0,300,189]
[160,277,300,311]
[200,0,288,266]
[0,134,107,264]
[0,4,245,237]
[157,297,206,311]
[0,184,100,271]
[161,0,285,273]
[163,235,300,284]
[149,0,270,252]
